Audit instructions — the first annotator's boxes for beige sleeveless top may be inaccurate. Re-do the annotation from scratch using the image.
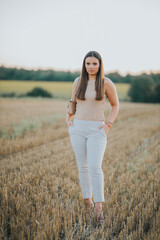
[68,78,108,121]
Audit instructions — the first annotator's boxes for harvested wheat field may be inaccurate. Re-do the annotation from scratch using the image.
[0,98,160,240]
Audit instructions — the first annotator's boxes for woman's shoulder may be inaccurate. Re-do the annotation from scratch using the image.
[104,77,114,85]
[104,77,116,92]
[73,76,80,86]
[71,77,80,94]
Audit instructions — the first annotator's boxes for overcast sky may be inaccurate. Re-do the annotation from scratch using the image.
[0,0,160,76]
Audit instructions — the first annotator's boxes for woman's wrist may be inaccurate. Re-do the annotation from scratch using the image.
[66,113,74,122]
[105,120,113,128]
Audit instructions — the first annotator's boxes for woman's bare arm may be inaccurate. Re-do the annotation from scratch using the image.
[66,78,79,124]
[105,78,119,124]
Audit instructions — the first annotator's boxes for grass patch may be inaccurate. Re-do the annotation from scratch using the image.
[0,80,131,101]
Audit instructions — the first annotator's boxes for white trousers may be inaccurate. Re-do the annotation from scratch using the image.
[68,118,107,202]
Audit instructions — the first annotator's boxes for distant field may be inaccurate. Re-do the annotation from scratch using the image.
[0,80,130,101]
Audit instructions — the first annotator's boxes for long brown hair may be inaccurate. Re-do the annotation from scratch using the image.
[75,51,105,101]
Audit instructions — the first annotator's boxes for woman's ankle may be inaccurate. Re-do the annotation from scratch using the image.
[95,202,102,211]
[84,198,92,208]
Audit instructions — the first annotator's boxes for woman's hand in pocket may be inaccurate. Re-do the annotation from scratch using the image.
[98,124,110,134]
[66,114,74,127]
[66,120,74,127]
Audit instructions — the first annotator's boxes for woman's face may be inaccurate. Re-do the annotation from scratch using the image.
[85,57,100,76]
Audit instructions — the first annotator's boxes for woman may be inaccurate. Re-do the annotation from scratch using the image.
[66,50,119,226]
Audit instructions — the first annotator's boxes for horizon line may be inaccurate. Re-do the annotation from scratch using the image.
[0,63,160,77]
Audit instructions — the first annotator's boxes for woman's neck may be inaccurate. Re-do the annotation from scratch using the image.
[88,74,96,81]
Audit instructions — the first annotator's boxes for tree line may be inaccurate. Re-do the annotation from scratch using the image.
[0,66,160,102]
[0,65,159,84]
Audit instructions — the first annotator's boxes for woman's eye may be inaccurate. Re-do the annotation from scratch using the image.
[86,63,97,65]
